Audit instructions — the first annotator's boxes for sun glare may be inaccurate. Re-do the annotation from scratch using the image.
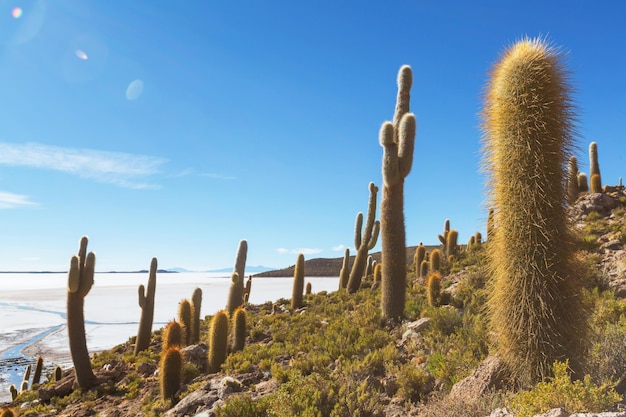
[75,49,88,60]
[11,7,22,19]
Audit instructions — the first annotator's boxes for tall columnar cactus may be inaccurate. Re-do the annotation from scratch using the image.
[159,347,182,404]
[445,229,459,258]
[589,141,601,187]
[162,321,183,351]
[190,287,203,344]
[135,257,158,354]
[66,236,97,389]
[230,307,247,352]
[9,385,18,400]
[482,38,587,384]
[419,260,429,279]
[22,364,31,385]
[475,232,482,246]
[426,272,442,307]
[226,240,248,314]
[32,356,43,387]
[347,182,380,293]
[414,243,426,278]
[208,310,229,373]
[438,219,451,245]
[243,276,252,303]
[291,253,305,309]
[178,299,192,346]
[372,263,382,288]
[577,172,589,192]
[54,365,62,382]
[305,281,312,295]
[567,156,580,205]
[430,249,441,272]
[380,65,416,321]
[338,248,350,290]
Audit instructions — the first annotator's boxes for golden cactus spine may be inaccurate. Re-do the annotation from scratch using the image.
[159,347,182,404]
[380,65,416,321]
[178,299,192,346]
[190,287,203,344]
[426,272,442,307]
[482,37,587,384]
[430,249,442,272]
[291,253,305,309]
[227,239,247,314]
[163,321,184,351]
[135,257,158,354]
[230,307,246,352]
[590,173,602,193]
[445,229,458,258]
[208,310,229,373]
[66,236,97,389]
[338,248,350,289]
[347,182,380,293]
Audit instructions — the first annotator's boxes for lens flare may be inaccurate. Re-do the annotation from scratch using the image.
[11,7,22,19]
[75,49,88,60]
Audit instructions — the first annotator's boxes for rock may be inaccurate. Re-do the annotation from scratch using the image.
[252,379,278,399]
[183,343,209,372]
[537,409,568,417]
[162,383,219,417]
[217,376,243,399]
[449,356,508,402]
[406,317,431,333]
[486,408,515,417]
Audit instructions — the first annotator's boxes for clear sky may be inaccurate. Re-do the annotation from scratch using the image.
[0,1,624,272]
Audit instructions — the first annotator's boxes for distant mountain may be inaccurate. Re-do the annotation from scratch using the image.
[206,265,275,273]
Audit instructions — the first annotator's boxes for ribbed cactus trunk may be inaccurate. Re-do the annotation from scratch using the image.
[66,236,97,389]
[135,257,157,354]
[291,253,305,309]
[347,182,380,294]
[589,141,601,187]
[190,287,203,344]
[226,239,247,314]
[566,156,579,205]
[338,248,350,289]
[380,65,416,321]
[482,38,587,384]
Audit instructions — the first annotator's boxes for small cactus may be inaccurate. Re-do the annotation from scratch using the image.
[305,282,312,295]
[590,173,602,193]
[191,287,203,344]
[163,321,184,351]
[438,219,451,245]
[243,276,252,302]
[32,356,43,387]
[135,257,158,354]
[291,253,305,309]
[226,240,248,315]
[589,142,601,187]
[446,229,459,258]
[419,260,429,279]
[577,172,589,192]
[208,310,229,373]
[426,272,442,307]
[372,263,382,289]
[178,299,192,345]
[230,307,247,352]
[66,236,97,389]
[338,248,350,290]
[347,182,380,293]
[54,365,63,381]
[475,232,482,246]
[567,156,580,204]
[414,243,426,278]
[159,347,182,404]
[23,364,31,384]
[20,380,28,393]
[9,384,17,401]
[430,249,442,272]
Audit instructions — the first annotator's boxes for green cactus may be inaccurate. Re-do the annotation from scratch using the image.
[22,364,31,385]
[291,253,305,309]
[589,141,601,187]
[66,236,97,389]
[577,172,589,192]
[380,65,416,321]
[414,243,426,278]
[430,249,442,272]
[305,282,312,295]
[590,173,602,193]
[567,156,580,204]
[226,240,248,315]
[475,232,482,246]
[9,384,17,401]
[135,257,158,354]
[419,259,429,279]
[426,272,442,307]
[163,320,184,351]
[445,229,459,258]
[437,219,450,245]
[159,347,182,404]
[347,182,380,293]
[243,276,252,303]
[338,248,350,290]
[178,299,192,346]
[482,37,588,384]
[230,307,247,352]
[373,263,382,287]
[54,365,62,381]
[32,356,43,387]
[208,310,229,373]
[190,287,203,344]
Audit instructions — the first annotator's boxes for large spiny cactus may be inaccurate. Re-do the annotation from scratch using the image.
[482,37,587,384]
[67,236,97,389]
[589,141,601,189]
[226,239,247,315]
[347,182,380,293]
[135,257,157,354]
[380,65,416,321]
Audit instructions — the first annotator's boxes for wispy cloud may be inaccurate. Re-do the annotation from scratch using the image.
[0,191,36,209]
[0,142,166,189]
[332,244,346,251]
[277,247,323,255]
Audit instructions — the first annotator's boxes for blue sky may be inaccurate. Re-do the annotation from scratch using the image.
[0,1,624,272]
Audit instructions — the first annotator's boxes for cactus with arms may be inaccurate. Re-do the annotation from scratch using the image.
[66,236,97,389]
[135,257,157,354]
[380,65,416,321]
[226,240,247,314]
[482,37,587,384]
[347,182,380,293]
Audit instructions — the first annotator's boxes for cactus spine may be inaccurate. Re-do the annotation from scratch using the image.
[566,156,580,204]
[66,236,97,389]
[208,310,229,373]
[347,182,380,293]
[159,347,182,404]
[590,173,602,193]
[135,257,158,354]
[338,248,350,289]
[178,299,192,346]
[380,65,416,321]
[226,239,247,315]
[482,38,587,384]
[190,287,203,344]
[291,253,305,309]
[163,321,184,351]
[231,307,247,352]
[589,141,601,187]
[426,272,442,307]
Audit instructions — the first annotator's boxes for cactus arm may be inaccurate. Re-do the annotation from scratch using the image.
[138,285,146,308]
[398,114,416,178]
[367,221,380,250]
[353,212,363,249]
[67,256,80,293]
[380,122,400,185]
[347,183,379,293]
[135,257,157,354]
[392,65,412,128]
